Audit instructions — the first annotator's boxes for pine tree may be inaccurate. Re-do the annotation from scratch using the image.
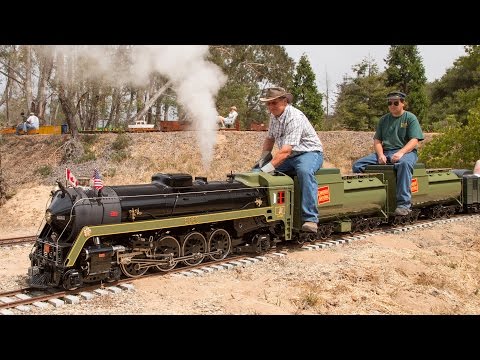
[385,45,429,123]
[291,54,324,129]
[333,57,389,130]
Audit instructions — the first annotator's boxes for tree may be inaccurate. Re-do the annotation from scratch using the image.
[55,46,81,138]
[34,46,54,121]
[419,99,480,169]
[332,57,390,130]
[0,144,6,206]
[427,45,479,129]
[209,45,295,128]
[290,54,324,129]
[385,45,428,123]
[0,45,28,124]
[24,45,33,113]
[0,45,294,133]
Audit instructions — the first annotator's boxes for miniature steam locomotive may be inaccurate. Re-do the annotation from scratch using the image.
[28,164,480,290]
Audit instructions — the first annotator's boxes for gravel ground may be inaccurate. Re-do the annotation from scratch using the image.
[1,216,479,315]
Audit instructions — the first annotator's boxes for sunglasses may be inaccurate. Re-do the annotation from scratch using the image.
[388,100,400,106]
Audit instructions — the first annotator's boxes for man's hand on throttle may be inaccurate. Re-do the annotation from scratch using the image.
[260,162,275,174]
[258,150,271,167]
[253,151,272,170]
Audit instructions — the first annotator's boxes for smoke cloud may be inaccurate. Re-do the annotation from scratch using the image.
[56,45,226,169]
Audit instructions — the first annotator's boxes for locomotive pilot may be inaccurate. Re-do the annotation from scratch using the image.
[255,87,324,233]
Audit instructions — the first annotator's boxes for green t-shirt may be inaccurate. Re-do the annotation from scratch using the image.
[374,111,424,151]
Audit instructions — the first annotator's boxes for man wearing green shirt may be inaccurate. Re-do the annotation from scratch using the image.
[352,91,424,216]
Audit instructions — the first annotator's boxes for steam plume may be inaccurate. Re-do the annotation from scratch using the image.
[56,45,226,169]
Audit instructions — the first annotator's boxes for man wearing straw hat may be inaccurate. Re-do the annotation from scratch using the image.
[255,87,324,233]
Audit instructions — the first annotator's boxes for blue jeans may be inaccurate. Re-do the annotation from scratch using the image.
[352,149,418,209]
[16,122,36,134]
[276,151,323,223]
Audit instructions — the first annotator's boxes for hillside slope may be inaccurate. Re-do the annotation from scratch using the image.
[1,131,437,190]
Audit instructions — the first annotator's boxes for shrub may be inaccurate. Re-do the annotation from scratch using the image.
[111,150,129,163]
[112,133,130,151]
[35,165,53,177]
[420,101,480,169]
[81,134,99,146]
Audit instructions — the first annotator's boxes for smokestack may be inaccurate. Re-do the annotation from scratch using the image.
[474,159,480,176]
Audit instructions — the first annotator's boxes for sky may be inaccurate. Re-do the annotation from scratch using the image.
[284,45,466,109]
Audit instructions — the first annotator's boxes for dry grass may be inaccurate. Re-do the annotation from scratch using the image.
[0,130,437,195]
[292,283,326,313]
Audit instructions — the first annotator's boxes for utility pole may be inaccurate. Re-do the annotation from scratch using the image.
[325,69,329,118]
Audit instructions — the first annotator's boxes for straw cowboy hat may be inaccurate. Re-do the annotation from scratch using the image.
[260,87,293,103]
[230,106,237,111]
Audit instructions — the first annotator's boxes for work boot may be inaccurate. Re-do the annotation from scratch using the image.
[394,207,412,216]
[302,221,318,233]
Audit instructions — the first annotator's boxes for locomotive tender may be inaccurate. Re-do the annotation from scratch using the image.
[28,164,480,290]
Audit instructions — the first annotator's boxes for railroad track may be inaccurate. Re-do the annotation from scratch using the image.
[0,235,36,247]
[1,213,477,314]
[0,253,261,313]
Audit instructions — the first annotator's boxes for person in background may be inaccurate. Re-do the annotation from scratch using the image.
[15,112,26,134]
[16,112,39,135]
[352,91,424,216]
[255,87,324,233]
[218,106,238,128]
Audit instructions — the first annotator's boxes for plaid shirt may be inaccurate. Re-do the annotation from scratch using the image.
[267,105,323,155]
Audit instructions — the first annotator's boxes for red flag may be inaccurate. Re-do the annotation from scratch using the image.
[92,168,104,190]
[66,168,78,187]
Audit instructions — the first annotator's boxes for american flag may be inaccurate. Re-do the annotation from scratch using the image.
[66,168,78,187]
[92,168,104,190]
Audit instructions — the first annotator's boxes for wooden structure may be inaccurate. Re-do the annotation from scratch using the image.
[0,126,16,135]
[128,128,158,133]
[249,122,268,131]
[38,125,62,135]
[159,121,191,132]
[0,125,62,135]
[219,119,241,131]
[128,120,156,132]
[1,120,269,135]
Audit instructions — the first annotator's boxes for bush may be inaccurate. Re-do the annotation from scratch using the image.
[112,133,130,151]
[35,165,53,177]
[76,149,96,163]
[111,149,129,163]
[420,101,480,169]
[81,134,99,146]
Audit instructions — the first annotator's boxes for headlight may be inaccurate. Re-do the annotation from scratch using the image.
[45,210,52,224]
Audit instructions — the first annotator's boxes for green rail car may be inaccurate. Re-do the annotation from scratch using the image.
[364,164,462,214]
[292,169,387,233]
